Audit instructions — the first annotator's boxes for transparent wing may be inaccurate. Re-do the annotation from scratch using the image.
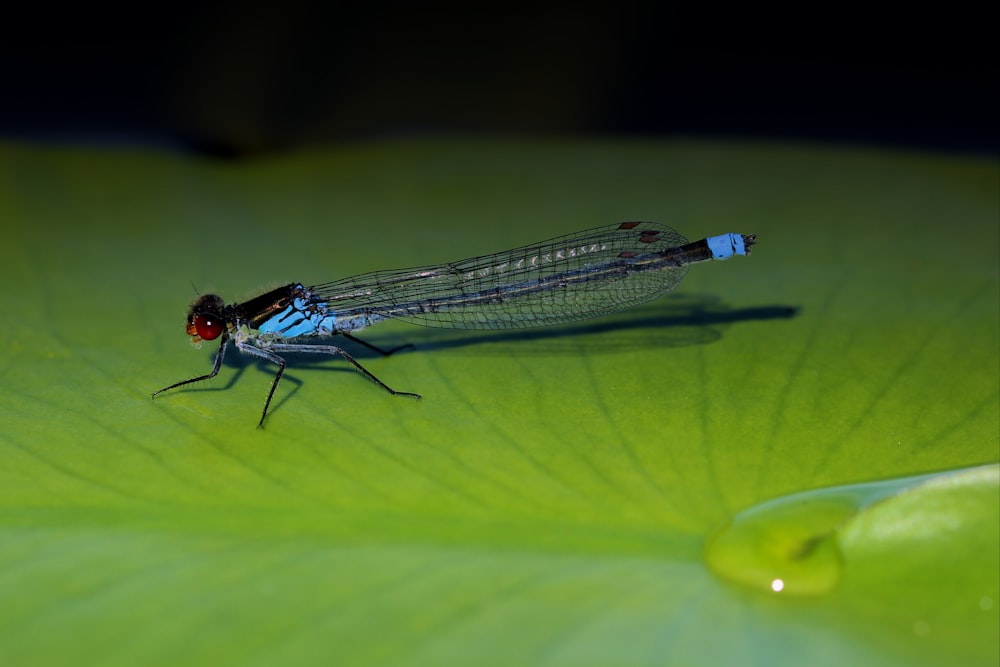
[309,222,690,330]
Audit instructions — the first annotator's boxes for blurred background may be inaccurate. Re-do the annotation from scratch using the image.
[1,5,996,158]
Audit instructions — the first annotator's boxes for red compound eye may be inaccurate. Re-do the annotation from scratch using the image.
[193,313,224,341]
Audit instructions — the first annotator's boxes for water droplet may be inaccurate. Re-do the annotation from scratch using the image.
[703,468,959,596]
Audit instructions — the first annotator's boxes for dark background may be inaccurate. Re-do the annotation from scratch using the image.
[1,6,996,158]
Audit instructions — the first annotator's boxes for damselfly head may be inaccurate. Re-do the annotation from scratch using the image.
[186,294,227,342]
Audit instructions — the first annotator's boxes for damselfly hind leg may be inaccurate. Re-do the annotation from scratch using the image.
[341,332,415,356]
[263,342,420,428]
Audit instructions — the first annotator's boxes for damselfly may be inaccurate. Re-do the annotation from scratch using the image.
[153,222,756,426]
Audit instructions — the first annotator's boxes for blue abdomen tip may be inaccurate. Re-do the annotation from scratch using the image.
[707,233,746,260]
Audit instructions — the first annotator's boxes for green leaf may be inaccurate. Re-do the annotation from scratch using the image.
[1,139,997,666]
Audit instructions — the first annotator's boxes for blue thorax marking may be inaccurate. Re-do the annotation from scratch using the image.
[256,296,337,338]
